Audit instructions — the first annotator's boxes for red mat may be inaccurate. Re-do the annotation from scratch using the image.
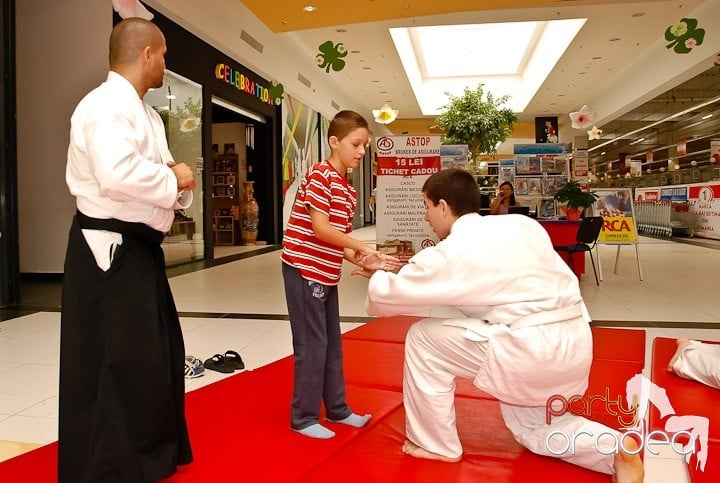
[650,337,720,483]
[170,357,403,482]
[649,338,720,443]
[0,442,57,482]
[300,397,609,483]
[561,326,645,431]
[689,443,720,483]
[342,338,493,399]
[585,359,645,429]
[0,317,647,482]
[343,317,646,428]
[591,327,646,363]
[343,315,423,343]
[345,316,646,363]
[0,357,403,483]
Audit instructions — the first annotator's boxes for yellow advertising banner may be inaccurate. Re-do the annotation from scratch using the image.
[592,188,638,244]
[598,216,637,243]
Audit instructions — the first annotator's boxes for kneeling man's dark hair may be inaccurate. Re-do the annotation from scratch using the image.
[422,169,481,216]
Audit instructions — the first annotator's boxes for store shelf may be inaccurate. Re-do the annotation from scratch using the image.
[213,215,235,245]
[212,154,240,245]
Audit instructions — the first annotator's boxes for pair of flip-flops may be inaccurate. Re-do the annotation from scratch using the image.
[203,350,245,374]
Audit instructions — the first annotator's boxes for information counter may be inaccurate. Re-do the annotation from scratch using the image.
[538,220,585,279]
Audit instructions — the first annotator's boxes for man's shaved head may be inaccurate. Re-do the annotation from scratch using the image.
[109,18,163,68]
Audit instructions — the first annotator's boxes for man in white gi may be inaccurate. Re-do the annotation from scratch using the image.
[669,339,720,389]
[363,169,643,483]
[60,18,195,482]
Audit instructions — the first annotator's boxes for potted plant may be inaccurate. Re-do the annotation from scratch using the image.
[553,181,599,221]
[432,84,518,174]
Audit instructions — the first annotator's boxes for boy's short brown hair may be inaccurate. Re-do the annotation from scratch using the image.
[422,168,481,216]
[328,110,369,141]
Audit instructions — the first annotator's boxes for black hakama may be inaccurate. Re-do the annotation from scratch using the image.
[58,212,192,482]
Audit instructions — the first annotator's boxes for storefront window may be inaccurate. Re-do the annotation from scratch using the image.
[145,70,204,266]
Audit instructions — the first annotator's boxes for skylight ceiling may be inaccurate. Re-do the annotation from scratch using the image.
[391,19,587,116]
[417,22,540,77]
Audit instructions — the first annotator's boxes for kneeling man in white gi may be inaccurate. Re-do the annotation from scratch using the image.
[669,339,720,390]
[361,169,643,483]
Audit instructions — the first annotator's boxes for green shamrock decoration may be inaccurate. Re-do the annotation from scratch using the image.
[316,41,347,73]
[268,80,285,105]
[665,18,705,54]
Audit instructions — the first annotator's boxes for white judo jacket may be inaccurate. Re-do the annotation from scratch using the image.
[66,71,193,270]
[67,71,192,233]
[367,213,593,406]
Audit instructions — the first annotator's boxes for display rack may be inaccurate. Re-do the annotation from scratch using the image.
[505,152,571,217]
[477,161,499,193]
[213,215,235,245]
[212,154,239,245]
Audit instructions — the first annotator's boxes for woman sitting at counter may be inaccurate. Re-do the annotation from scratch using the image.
[490,181,521,215]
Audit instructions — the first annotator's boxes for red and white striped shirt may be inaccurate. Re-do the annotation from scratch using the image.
[281,160,357,285]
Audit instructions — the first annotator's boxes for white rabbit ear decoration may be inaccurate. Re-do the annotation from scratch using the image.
[112,0,154,20]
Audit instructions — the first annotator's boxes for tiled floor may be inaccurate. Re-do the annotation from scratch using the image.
[1,225,719,482]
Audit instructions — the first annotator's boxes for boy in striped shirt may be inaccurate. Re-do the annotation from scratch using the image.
[281,110,401,439]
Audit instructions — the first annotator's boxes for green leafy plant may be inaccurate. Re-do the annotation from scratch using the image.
[553,181,599,209]
[432,84,518,174]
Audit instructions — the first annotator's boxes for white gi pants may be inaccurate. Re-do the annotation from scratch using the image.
[403,317,615,474]
[671,340,720,390]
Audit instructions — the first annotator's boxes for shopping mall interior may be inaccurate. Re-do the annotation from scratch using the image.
[1,1,719,481]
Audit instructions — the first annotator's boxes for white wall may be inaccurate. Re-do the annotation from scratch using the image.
[16,0,111,272]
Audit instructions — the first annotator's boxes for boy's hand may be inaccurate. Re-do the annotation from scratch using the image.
[351,252,403,278]
[354,245,376,260]
[360,252,403,272]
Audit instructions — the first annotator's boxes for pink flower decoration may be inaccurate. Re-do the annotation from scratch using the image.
[685,38,698,49]
[569,105,596,129]
[112,0,154,20]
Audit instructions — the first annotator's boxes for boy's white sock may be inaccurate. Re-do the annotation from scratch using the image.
[293,423,335,439]
[328,413,372,428]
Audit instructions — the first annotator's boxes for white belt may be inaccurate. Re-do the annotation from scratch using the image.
[507,302,585,330]
[442,302,586,342]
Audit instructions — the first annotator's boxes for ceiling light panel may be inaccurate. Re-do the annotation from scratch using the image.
[415,22,539,77]
[390,18,586,115]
